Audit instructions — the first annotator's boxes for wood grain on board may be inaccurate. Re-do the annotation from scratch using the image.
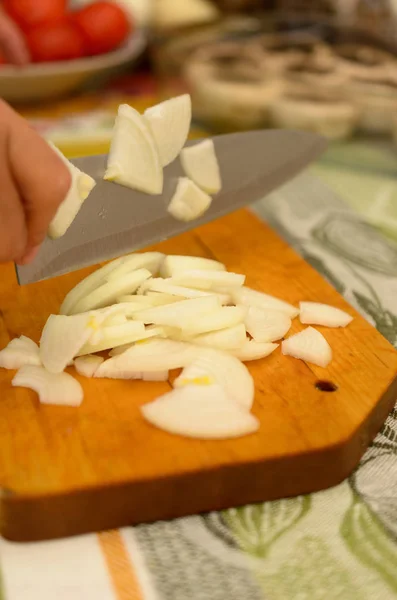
[0,209,396,542]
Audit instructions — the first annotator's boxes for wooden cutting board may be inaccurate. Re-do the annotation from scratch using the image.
[1,209,397,542]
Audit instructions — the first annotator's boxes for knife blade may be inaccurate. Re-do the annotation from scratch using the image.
[15,129,326,285]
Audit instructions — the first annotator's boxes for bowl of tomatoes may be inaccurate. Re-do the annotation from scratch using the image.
[0,0,146,102]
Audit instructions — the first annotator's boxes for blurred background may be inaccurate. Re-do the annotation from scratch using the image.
[1,0,397,242]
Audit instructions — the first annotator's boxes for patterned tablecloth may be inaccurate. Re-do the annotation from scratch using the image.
[1,82,397,600]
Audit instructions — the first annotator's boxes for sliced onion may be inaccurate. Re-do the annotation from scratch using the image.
[181,306,247,337]
[168,177,212,222]
[171,269,245,291]
[117,294,181,307]
[180,139,222,194]
[142,278,230,304]
[230,340,278,362]
[245,306,291,342]
[144,94,192,167]
[232,287,299,318]
[282,326,332,368]
[133,295,220,327]
[141,385,259,440]
[72,268,152,313]
[74,355,104,378]
[160,255,225,278]
[193,323,247,350]
[106,252,164,282]
[12,365,83,406]
[0,336,41,370]
[48,143,96,239]
[95,339,200,378]
[174,348,254,410]
[77,321,147,356]
[104,103,163,194]
[299,301,353,327]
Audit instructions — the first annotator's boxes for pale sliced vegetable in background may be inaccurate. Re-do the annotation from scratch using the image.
[180,139,222,194]
[299,302,353,328]
[12,365,83,407]
[230,341,278,362]
[73,268,152,313]
[106,252,164,282]
[48,143,96,239]
[0,336,41,370]
[142,385,259,440]
[40,313,103,373]
[74,355,104,378]
[95,339,200,378]
[142,371,169,382]
[134,295,220,327]
[245,306,291,343]
[193,323,247,350]
[104,104,163,195]
[171,269,245,291]
[181,306,246,337]
[233,287,299,319]
[282,326,332,368]
[160,255,225,278]
[144,94,192,167]
[174,349,255,410]
[168,177,212,222]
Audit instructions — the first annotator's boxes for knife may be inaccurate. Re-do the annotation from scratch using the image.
[16,129,326,285]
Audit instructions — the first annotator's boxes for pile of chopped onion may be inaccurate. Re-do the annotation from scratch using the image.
[1,252,354,440]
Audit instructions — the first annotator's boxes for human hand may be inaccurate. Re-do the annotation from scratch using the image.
[0,100,71,264]
[0,5,29,65]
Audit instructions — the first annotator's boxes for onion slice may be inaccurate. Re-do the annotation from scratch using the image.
[182,306,246,337]
[180,139,222,194]
[193,323,247,350]
[0,336,41,370]
[299,302,353,328]
[230,340,278,361]
[142,385,259,440]
[104,103,163,194]
[171,269,245,291]
[282,326,332,368]
[106,252,164,282]
[168,177,212,222]
[144,94,192,167]
[245,306,291,342]
[174,348,254,410]
[141,279,230,304]
[133,295,220,327]
[74,355,104,378]
[160,255,225,278]
[12,365,83,406]
[232,287,299,318]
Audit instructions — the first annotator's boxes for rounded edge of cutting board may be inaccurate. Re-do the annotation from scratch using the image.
[2,371,397,543]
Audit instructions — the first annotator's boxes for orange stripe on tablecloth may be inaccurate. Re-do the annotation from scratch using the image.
[98,530,144,600]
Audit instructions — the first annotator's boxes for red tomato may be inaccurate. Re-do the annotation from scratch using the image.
[3,0,67,31]
[0,52,7,66]
[72,1,131,56]
[26,22,86,63]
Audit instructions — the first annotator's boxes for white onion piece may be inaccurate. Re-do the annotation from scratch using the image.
[104,103,163,194]
[133,295,220,327]
[245,306,291,342]
[232,287,299,319]
[40,312,105,373]
[142,371,169,382]
[143,279,230,304]
[73,268,152,313]
[106,252,164,282]
[77,321,148,355]
[142,385,259,440]
[95,339,200,378]
[105,314,128,326]
[0,336,41,370]
[299,302,353,328]
[182,306,247,337]
[117,294,181,307]
[180,139,222,194]
[60,256,126,315]
[12,365,83,406]
[168,177,212,222]
[144,94,192,167]
[171,269,245,291]
[160,255,225,278]
[48,143,96,239]
[230,340,278,362]
[174,348,254,410]
[282,327,332,368]
[193,323,247,350]
[74,355,104,378]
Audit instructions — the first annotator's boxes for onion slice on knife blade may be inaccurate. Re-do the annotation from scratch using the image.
[282,326,332,368]
[168,177,212,222]
[12,365,83,406]
[180,139,222,194]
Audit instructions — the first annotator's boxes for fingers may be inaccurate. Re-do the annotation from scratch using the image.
[0,101,72,264]
[0,8,29,65]
[0,120,28,263]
